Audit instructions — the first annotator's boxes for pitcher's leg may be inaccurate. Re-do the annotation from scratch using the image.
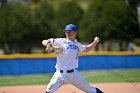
[71,71,103,93]
[45,72,64,93]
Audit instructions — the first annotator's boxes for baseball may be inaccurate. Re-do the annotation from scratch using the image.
[94,37,100,43]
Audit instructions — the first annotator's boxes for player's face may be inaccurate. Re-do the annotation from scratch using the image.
[65,30,77,41]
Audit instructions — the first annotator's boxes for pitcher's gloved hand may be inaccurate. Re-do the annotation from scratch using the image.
[45,43,63,54]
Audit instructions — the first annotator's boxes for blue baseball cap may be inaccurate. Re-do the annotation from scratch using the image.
[64,24,77,31]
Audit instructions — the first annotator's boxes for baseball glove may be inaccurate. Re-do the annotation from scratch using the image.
[45,43,63,54]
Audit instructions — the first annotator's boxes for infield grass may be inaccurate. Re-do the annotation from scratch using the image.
[0,69,140,86]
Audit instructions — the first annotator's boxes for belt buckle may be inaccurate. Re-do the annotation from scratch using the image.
[60,68,76,73]
[67,69,74,73]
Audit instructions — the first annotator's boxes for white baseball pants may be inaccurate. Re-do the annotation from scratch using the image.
[46,69,97,93]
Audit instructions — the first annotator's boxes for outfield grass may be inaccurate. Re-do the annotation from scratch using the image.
[81,69,140,83]
[0,69,140,86]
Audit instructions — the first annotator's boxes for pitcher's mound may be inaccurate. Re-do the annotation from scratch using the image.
[0,83,139,93]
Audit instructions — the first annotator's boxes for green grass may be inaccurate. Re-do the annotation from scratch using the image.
[0,69,140,86]
[0,74,53,86]
[81,69,140,83]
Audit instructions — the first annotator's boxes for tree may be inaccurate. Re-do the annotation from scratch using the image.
[79,0,140,50]
[127,0,140,11]
[27,1,55,47]
[0,4,33,53]
[102,0,140,50]
[54,0,83,37]
[0,0,7,7]
[79,0,107,43]
[0,1,55,54]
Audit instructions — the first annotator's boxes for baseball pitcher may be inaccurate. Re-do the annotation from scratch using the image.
[42,24,104,93]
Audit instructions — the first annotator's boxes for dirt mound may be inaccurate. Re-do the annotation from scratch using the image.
[0,83,139,93]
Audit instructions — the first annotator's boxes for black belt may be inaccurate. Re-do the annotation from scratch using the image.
[60,68,77,73]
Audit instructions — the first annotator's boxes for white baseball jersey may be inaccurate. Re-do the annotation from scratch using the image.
[46,38,98,93]
[50,38,86,70]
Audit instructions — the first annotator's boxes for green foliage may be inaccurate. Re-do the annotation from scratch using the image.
[79,0,140,43]
[0,4,32,53]
[0,0,139,53]
[54,0,83,37]
[79,0,106,42]
[102,0,140,41]
[0,1,55,53]
[28,1,55,44]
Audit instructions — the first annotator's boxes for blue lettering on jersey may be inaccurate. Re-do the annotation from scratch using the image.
[67,45,79,51]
